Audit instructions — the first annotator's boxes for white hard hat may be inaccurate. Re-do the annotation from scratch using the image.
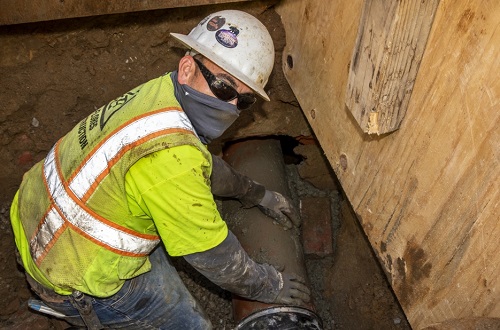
[171,10,275,101]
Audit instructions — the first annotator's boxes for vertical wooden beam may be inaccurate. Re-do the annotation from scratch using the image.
[346,0,439,135]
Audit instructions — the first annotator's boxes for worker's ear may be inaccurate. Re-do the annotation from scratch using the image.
[177,55,197,85]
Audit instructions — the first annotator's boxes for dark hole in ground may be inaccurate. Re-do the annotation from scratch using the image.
[279,135,304,165]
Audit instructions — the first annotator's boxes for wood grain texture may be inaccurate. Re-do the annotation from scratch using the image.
[0,0,251,25]
[277,0,499,328]
[346,0,439,134]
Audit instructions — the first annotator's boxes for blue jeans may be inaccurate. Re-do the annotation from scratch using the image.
[44,246,212,329]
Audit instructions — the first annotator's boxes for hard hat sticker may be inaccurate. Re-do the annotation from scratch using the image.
[216,27,239,48]
[207,16,226,31]
[199,15,210,27]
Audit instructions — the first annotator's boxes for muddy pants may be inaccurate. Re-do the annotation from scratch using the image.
[34,246,212,329]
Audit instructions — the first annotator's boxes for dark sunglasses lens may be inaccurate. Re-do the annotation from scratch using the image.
[209,80,237,101]
[195,58,256,110]
[237,94,256,110]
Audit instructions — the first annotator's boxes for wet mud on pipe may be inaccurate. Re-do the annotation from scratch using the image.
[221,138,323,329]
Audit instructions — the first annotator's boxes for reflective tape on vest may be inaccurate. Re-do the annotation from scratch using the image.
[31,109,196,262]
[70,110,196,200]
[30,207,65,262]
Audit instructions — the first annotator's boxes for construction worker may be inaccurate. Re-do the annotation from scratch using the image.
[10,10,310,329]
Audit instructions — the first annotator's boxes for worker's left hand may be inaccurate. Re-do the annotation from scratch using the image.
[274,272,311,306]
[258,190,301,229]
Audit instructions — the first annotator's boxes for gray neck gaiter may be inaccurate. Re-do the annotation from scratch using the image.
[171,71,240,144]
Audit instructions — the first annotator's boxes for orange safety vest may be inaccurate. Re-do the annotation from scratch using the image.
[13,73,209,296]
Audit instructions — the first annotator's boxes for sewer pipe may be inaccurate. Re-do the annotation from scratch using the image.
[221,138,322,329]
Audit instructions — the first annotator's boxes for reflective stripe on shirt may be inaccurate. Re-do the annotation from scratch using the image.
[31,109,196,264]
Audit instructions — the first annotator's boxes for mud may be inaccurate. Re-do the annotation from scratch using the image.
[0,2,409,329]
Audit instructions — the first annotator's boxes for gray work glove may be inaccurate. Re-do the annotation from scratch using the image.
[258,190,301,229]
[210,155,301,229]
[274,272,311,306]
[184,231,284,302]
[185,231,311,306]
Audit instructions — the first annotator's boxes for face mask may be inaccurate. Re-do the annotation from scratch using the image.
[171,71,240,144]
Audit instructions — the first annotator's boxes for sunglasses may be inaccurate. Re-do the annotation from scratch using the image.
[193,58,256,110]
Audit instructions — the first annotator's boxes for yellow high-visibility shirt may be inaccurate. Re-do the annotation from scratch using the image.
[125,145,228,257]
[10,144,228,294]
[10,71,228,297]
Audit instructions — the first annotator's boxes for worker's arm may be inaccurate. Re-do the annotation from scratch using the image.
[211,154,301,228]
[126,146,308,304]
[183,230,310,306]
[125,146,228,256]
[210,154,265,206]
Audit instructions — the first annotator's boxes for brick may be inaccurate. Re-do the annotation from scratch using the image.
[17,151,33,166]
[300,197,333,256]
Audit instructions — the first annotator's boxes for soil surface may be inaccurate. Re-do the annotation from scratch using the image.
[0,2,410,329]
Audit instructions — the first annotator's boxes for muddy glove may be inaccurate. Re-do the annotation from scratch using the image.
[184,231,311,306]
[211,155,300,228]
[184,231,283,302]
[274,273,311,306]
[258,190,301,229]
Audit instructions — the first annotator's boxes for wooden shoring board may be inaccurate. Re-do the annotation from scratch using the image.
[0,0,253,26]
[346,0,439,135]
[276,0,499,328]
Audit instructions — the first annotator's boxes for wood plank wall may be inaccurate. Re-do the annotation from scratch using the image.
[0,0,251,25]
[276,0,499,328]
